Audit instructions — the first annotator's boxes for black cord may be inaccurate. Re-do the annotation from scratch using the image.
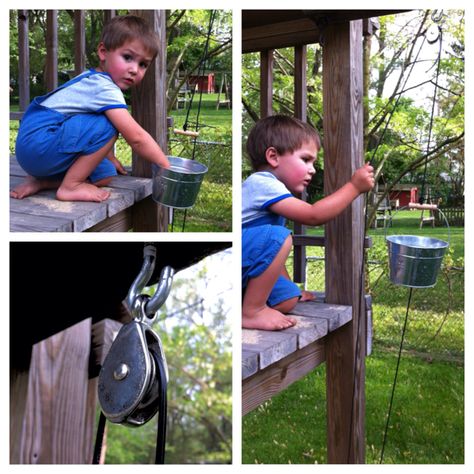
[346,191,370,462]
[178,10,216,233]
[379,286,414,463]
[92,411,107,464]
[152,349,168,464]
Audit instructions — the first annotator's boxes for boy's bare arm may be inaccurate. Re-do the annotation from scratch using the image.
[105,108,170,168]
[270,163,374,226]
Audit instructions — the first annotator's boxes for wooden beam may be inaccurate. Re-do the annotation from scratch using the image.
[243,18,321,53]
[18,10,30,110]
[45,11,58,92]
[293,44,308,282]
[243,338,326,415]
[74,11,86,76]
[260,50,273,117]
[131,10,168,231]
[323,20,366,463]
[242,11,410,53]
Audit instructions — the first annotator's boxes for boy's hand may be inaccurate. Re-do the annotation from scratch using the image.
[351,163,375,193]
[107,154,128,175]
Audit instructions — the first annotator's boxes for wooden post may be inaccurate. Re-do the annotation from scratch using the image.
[16,319,94,463]
[293,44,307,283]
[260,49,273,117]
[10,317,124,464]
[18,10,30,110]
[45,10,58,92]
[74,10,86,76]
[131,10,168,231]
[323,20,366,463]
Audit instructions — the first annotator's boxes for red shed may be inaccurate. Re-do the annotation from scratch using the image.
[188,73,215,93]
[388,184,420,207]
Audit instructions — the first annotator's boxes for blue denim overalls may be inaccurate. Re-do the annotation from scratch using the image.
[16,73,120,183]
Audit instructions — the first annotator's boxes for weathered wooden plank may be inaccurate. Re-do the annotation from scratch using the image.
[242,330,297,369]
[242,350,259,379]
[242,338,326,415]
[104,187,135,217]
[19,319,93,464]
[291,300,352,331]
[10,156,154,232]
[9,184,108,232]
[241,299,352,380]
[107,175,153,201]
[10,210,73,232]
[283,315,328,349]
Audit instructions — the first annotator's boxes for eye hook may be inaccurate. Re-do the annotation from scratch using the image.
[126,245,175,323]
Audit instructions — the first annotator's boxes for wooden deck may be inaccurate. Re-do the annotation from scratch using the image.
[10,155,153,232]
[242,297,353,415]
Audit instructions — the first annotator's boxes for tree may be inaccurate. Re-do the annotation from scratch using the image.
[9,9,232,114]
[241,10,464,218]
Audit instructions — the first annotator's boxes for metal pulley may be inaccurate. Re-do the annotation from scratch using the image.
[97,307,167,426]
[98,245,174,429]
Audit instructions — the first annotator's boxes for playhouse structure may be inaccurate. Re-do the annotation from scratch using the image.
[241,10,407,464]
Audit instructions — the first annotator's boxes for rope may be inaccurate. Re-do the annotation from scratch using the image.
[92,411,107,464]
[379,286,414,463]
[420,26,443,204]
[174,10,217,233]
[345,12,445,462]
[153,349,168,464]
[369,34,427,166]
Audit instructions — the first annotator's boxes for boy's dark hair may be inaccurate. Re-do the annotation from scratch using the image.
[100,15,160,58]
[246,115,321,171]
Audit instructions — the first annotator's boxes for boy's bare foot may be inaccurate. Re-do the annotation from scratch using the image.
[56,182,110,202]
[242,305,297,331]
[10,176,57,199]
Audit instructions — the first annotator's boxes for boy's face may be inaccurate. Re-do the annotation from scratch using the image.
[270,141,318,194]
[97,39,153,90]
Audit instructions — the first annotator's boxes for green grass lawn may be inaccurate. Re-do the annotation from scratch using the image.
[10,93,232,232]
[243,211,464,464]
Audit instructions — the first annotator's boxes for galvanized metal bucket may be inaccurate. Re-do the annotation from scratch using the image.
[385,205,449,288]
[152,156,208,209]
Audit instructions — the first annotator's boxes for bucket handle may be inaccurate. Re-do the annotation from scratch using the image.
[384,203,451,246]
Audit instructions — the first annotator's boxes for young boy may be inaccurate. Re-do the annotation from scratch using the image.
[10,15,169,203]
[242,115,374,331]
